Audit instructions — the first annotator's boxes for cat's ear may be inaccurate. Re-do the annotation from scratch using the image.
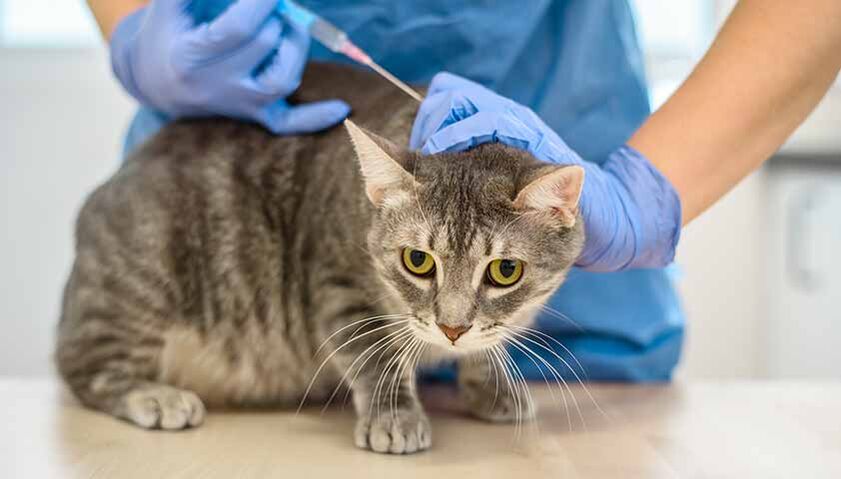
[513,165,585,227]
[344,119,416,205]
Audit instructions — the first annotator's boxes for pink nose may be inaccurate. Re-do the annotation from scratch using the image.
[437,324,471,342]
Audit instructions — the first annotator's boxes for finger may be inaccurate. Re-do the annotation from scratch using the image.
[421,111,540,155]
[429,72,518,111]
[409,90,479,150]
[253,21,310,98]
[197,0,279,55]
[427,72,488,95]
[225,17,283,74]
[258,99,351,135]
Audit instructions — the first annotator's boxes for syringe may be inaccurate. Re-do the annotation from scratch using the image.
[276,1,424,103]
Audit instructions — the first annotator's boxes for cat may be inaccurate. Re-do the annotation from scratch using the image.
[56,63,585,454]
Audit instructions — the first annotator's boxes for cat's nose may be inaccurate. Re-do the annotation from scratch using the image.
[437,323,472,342]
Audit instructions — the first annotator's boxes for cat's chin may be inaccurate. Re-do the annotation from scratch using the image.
[408,323,501,358]
[415,337,502,361]
[420,344,481,366]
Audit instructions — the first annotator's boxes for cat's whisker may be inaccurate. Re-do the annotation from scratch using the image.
[499,344,537,438]
[389,339,426,424]
[503,332,577,432]
[503,335,561,407]
[399,340,426,416]
[371,323,420,373]
[510,331,605,423]
[406,339,426,399]
[321,327,413,413]
[393,337,424,418]
[507,329,575,431]
[389,337,422,422]
[503,327,607,423]
[489,344,522,439]
[315,313,412,356]
[368,290,397,306]
[386,337,413,421]
[339,329,416,408]
[382,336,417,421]
[371,334,415,422]
[369,339,403,421]
[481,350,494,389]
[487,345,514,432]
[538,304,586,333]
[485,350,501,411]
[345,314,409,345]
[510,325,588,380]
[371,337,405,419]
[298,319,412,413]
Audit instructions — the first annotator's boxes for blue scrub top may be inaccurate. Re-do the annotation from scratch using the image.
[128,0,685,382]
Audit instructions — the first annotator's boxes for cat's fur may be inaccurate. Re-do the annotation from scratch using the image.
[56,63,584,454]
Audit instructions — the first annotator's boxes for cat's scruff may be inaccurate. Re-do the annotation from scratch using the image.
[56,64,584,454]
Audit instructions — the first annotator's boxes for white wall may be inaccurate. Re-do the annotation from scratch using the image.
[674,173,766,378]
[0,47,135,375]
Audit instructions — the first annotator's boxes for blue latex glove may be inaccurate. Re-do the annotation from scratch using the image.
[110,0,350,134]
[411,73,681,272]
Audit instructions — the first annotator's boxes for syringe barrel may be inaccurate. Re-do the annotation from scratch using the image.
[309,18,349,53]
[278,0,348,52]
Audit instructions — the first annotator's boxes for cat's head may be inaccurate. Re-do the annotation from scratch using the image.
[346,120,584,355]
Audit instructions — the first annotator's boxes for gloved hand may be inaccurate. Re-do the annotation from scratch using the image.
[411,73,682,272]
[110,0,350,134]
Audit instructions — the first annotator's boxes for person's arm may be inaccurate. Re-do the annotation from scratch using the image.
[629,0,841,224]
[87,0,148,38]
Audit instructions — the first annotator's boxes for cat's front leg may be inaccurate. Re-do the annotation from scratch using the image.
[458,353,537,423]
[348,357,431,454]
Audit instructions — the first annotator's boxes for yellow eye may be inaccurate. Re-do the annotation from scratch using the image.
[487,259,524,287]
[402,248,436,276]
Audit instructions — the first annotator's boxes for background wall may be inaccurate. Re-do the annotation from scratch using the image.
[0,48,134,375]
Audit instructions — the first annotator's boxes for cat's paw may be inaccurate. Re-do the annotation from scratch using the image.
[354,409,432,454]
[461,379,537,423]
[118,385,206,430]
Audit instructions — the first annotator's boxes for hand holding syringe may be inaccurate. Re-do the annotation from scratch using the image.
[276,1,424,102]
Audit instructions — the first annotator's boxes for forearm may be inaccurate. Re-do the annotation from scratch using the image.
[628,0,841,224]
[87,0,148,39]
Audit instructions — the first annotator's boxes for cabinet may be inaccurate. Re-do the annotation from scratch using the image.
[765,157,841,378]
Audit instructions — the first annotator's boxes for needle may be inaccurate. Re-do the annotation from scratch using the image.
[278,0,425,103]
[364,59,425,103]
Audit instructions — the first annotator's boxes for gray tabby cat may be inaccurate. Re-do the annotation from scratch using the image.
[56,63,584,454]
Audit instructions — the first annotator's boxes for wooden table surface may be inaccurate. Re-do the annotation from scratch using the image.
[2,378,839,478]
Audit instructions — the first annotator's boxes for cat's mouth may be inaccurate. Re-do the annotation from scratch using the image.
[409,317,501,355]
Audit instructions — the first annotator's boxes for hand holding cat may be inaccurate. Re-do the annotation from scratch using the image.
[110,0,350,134]
[411,72,682,272]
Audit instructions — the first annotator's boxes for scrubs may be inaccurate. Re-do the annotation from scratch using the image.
[126,0,684,382]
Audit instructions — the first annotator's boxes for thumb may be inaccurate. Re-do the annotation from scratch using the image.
[190,0,280,56]
[258,99,351,135]
[427,72,487,95]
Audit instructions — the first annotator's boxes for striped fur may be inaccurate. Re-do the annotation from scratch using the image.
[56,63,583,454]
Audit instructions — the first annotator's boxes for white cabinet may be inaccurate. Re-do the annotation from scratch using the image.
[765,159,841,378]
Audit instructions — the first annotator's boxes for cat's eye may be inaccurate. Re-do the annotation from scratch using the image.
[402,248,436,276]
[486,259,524,287]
